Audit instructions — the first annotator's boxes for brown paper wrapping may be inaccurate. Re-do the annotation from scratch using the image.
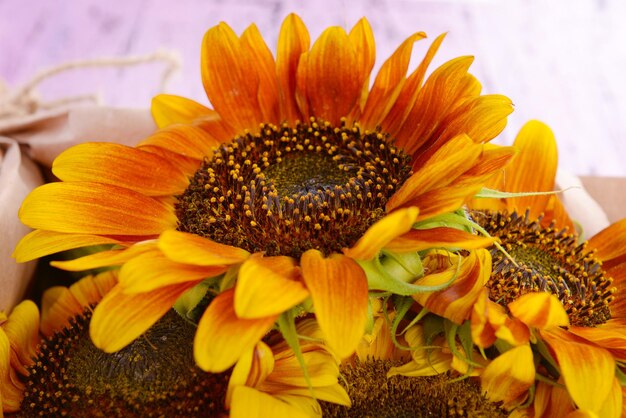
[0,106,155,310]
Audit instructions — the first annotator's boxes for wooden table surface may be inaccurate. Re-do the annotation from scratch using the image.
[1,0,625,176]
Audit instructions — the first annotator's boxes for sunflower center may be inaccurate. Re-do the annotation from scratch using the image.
[320,359,506,417]
[176,118,412,258]
[472,210,616,327]
[19,310,229,417]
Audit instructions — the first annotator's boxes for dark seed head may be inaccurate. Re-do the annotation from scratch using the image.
[176,118,412,258]
[472,210,616,327]
[18,310,229,418]
[321,359,507,418]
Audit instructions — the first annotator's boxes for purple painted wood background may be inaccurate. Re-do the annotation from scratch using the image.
[2,0,625,176]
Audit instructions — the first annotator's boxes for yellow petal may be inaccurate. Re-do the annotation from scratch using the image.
[590,377,622,418]
[50,242,156,271]
[0,328,24,413]
[230,386,310,418]
[19,182,176,235]
[194,290,277,373]
[385,226,495,253]
[41,271,117,336]
[343,207,419,260]
[90,282,193,353]
[540,327,615,412]
[508,292,570,329]
[151,94,215,128]
[481,345,535,406]
[235,254,309,318]
[225,341,275,408]
[201,22,263,131]
[300,250,368,358]
[2,301,40,374]
[13,229,123,263]
[118,250,226,294]
[158,229,250,266]
[276,13,310,123]
[505,120,558,217]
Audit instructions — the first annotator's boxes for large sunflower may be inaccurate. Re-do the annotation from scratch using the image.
[393,121,626,417]
[14,14,514,373]
[1,272,348,417]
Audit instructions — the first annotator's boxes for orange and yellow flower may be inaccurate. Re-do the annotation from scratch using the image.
[394,120,626,417]
[14,13,514,373]
[2,272,348,417]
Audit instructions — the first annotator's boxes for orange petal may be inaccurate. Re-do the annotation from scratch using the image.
[385,226,496,253]
[300,250,368,358]
[19,182,176,235]
[589,218,626,265]
[137,143,201,174]
[139,123,223,160]
[276,13,310,123]
[50,242,156,271]
[508,292,569,329]
[414,249,491,324]
[13,229,123,262]
[201,22,263,131]
[348,18,376,111]
[481,345,535,406]
[52,142,189,196]
[569,320,626,362]
[343,207,419,260]
[235,254,308,318]
[194,289,277,372]
[540,327,615,412]
[360,32,425,128]
[118,250,227,294]
[394,56,479,155]
[386,134,482,211]
[504,120,558,217]
[436,94,513,144]
[298,27,361,124]
[151,94,215,128]
[158,229,250,266]
[241,24,279,123]
[382,33,447,136]
[90,282,193,352]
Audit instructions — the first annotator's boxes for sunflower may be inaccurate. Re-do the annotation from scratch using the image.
[392,121,626,417]
[1,272,348,417]
[320,298,506,417]
[14,13,514,373]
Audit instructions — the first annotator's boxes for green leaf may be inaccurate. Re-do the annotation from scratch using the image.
[278,310,313,395]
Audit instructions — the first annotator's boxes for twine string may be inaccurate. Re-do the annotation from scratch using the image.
[0,49,181,120]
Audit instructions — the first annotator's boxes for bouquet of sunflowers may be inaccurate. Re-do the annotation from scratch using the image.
[2,14,625,418]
